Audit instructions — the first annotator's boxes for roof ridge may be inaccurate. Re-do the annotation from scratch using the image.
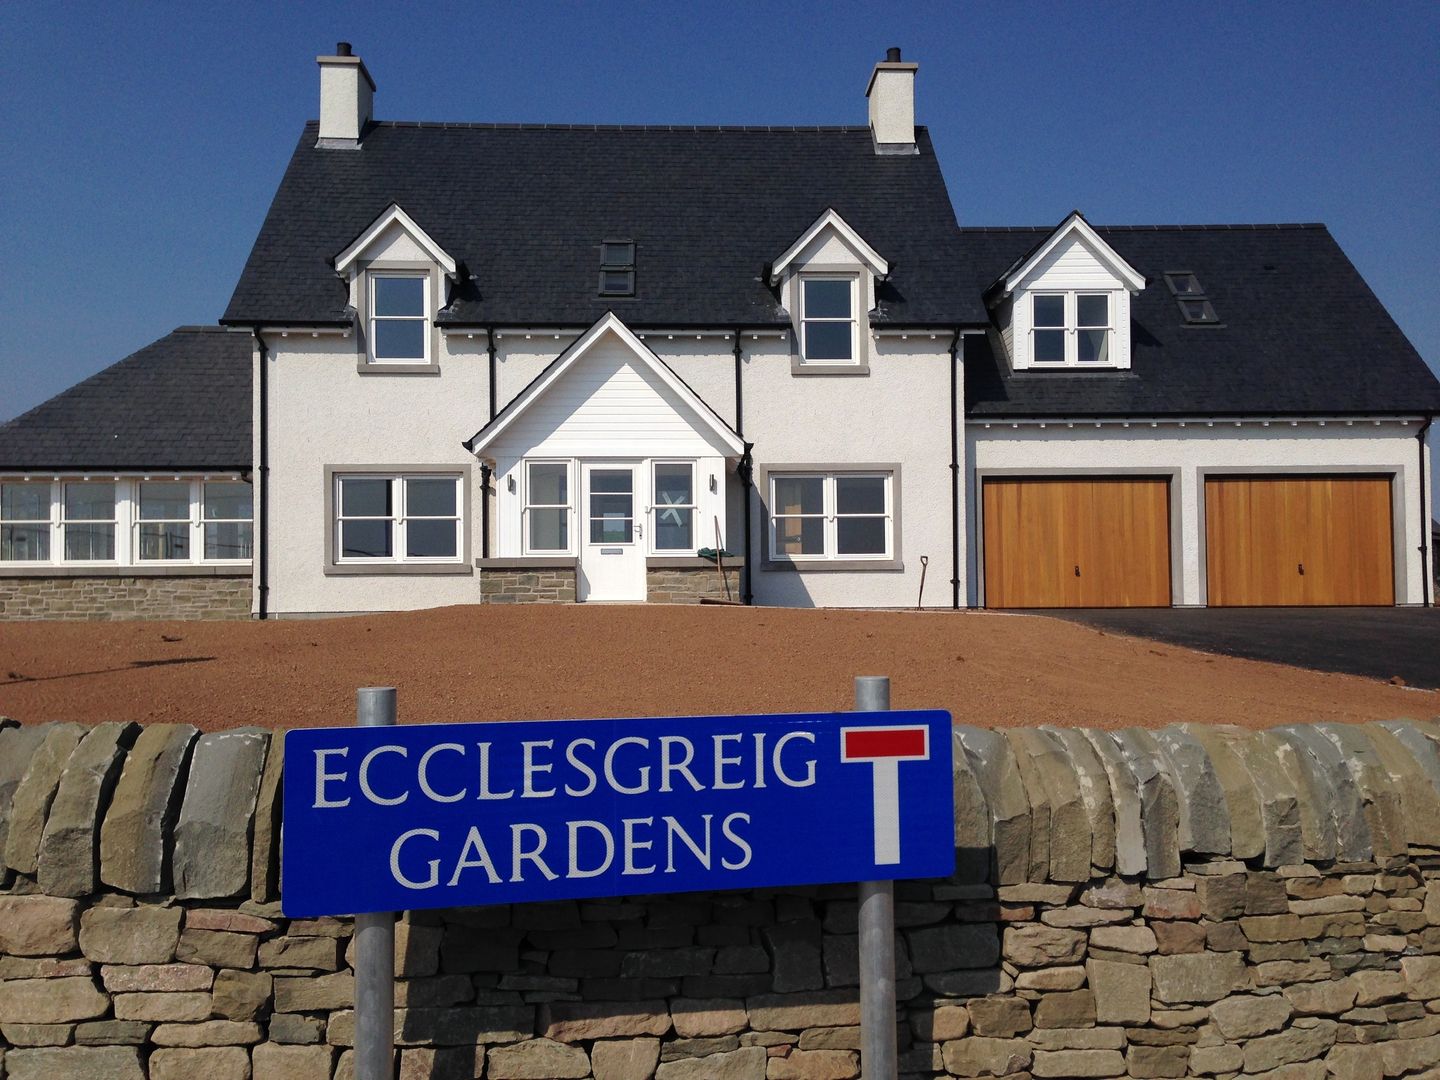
[959,222,1328,233]
[315,119,889,134]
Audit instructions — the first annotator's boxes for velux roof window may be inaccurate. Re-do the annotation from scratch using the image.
[1163,271,1220,325]
[599,241,635,297]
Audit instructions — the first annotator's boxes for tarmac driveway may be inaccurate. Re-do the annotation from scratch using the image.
[1049,607,1440,691]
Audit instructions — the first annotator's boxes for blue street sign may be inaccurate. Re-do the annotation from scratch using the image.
[282,710,954,917]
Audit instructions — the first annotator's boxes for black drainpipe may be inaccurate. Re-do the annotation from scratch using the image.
[479,463,492,560]
[1420,417,1434,607]
[949,329,963,609]
[252,328,270,619]
[486,326,498,420]
[733,329,754,605]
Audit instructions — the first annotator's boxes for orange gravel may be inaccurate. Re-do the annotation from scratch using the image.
[0,606,1433,731]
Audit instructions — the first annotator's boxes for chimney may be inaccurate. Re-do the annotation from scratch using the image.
[866,47,918,154]
[316,41,375,147]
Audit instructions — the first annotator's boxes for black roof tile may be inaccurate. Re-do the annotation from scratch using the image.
[0,328,252,471]
[962,224,1440,417]
[221,122,982,328]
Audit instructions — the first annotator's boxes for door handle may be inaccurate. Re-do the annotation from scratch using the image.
[1074,565,1081,577]
[1298,563,1305,576]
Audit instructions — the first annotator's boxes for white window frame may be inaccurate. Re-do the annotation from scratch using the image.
[0,480,56,563]
[202,481,255,562]
[768,471,894,562]
[135,481,195,563]
[1028,291,1115,368]
[649,460,698,555]
[334,473,463,565]
[522,460,575,556]
[0,477,252,568]
[367,271,431,365]
[799,274,860,365]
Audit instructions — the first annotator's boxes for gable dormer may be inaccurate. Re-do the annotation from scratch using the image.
[990,211,1145,371]
[334,204,457,373]
[768,209,889,374]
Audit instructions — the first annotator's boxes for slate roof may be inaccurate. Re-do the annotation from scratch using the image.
[221,121,981,328]
[0,328,252,471]
[964,223,1440,418]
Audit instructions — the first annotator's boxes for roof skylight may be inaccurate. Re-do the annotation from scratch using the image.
[599,240,635,297]
[1163,271,1220,325]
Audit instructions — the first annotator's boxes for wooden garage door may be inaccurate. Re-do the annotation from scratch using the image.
[1205,476,1394,606]
[983,477,1172,608]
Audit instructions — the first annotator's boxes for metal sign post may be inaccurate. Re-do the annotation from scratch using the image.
[354,687,396,1080]
[854,676,898,1080]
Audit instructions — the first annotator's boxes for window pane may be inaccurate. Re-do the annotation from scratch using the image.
[373,276,425,317]
[1034,329,1065,363]
[655,507,693,551]
[373,319,427,360]
[2,483,49,521]
[836,476,885,515]
[139,522,190,560]
[654,464,692,507]
[1033,295,1065,327]
[528,463,568,506]
[65,523,114,560]
[1077,294,1108,327]
[341,478,391,517]
[205,522,253,560]
[1169,273,1201,295]
[205,482,252,521]
[804,321,853,361]
[1078,328,1110,364]
[2,524,49,561]
[601,242,634,266]
[407,477,456,517]
[837,516,887,555]
[774,516,824,556]
[804,279,851,318]
[407,519,457,559]
[591,470,632,494]
[65,483,114,521]
[140,482,191,521]
[342,520,392,558]
[590,513,633,544]
[600,269,634,295]
[529,507,568,551]
[774,476,823,515]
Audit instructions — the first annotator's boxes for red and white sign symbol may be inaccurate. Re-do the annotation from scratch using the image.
[840,725,931,865]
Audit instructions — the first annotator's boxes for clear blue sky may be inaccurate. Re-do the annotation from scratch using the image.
[2,1,1437,491]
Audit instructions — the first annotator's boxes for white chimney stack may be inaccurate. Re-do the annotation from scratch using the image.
[866,47,918,154]
[317,42,375,146]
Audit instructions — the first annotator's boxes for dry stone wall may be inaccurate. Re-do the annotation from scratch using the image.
[0,715,1438,1080]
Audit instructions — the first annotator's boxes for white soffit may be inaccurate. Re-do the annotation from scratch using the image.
[999,211,1146,297]
[768,208,889,284]
[333,203,457,275]
[464,312,746,457]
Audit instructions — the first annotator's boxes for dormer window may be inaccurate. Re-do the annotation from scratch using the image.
[1030,293,1112,365]
[599,241,635,296]
[369,273,429,362]
[801,276,858,362]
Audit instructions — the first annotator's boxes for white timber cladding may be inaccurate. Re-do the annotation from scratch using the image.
[1006,233,1133,370]
[968,420,1430,607]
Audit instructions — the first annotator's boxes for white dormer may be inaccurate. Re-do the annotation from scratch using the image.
[991,212,1145,371]
[769,209,889,374]
[334,204,457,373]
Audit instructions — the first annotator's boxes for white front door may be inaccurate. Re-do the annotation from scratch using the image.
[578,463,646,602]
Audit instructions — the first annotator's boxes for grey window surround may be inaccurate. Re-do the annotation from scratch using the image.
[0,565,250,579]
[323,465,472,576]
[789,265,872,375]
[757,462,903,571]
[355,260,445,374]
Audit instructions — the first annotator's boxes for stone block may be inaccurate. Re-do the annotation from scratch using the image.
[98,724,198,895]
[955,726,1032,884]
[212,969,271,1021]
[1152,727,1230,855]
[1002,925,1085,967]
[941,1035,1030,1077]
[150,1020,263,1047]
[172,729,270,900]
[273,972,355,1012]
[1209,993,1292,1038]
[1030,1047,1125,1077]
[4,723,85,874]
[269,1013,326,1044]
[0,896,80,956]
[1242,1018,1337,1073]
[149,1047,250,1080]
[1316,724,1406,860]
[36,722,139,896]
[591,1037,661,1080]
[1087,958,1150,1024]
[746,990,858,1032]
[4,1046,144,1080]
[1188,1043,1243,1076]
[1149,952,1247,1004]
[1126,1044,1188,1079]
[766,1048,859,1079]
[0,979,109,1025]
[1,1023,75,1046]
[250,731,284,903]
[907,923,999,972]
[176,928,259,969]
[671,998,747,1037]
[78,905,182,965]
[1089,925,1156,955]
[250,1043,334,1079]
[1012,729,1090,882]
[1284,976,1358,1015]
[1081,730,1147,877]
[99,963,213,992]
[112,992,211,1022]
[1274,727,1372,861]
[910,1003,969,1041]
[259,935,341,970]
[1194,873,1247,920]
[1183,725,1264,860]
[967,996,1031,1037]
[1016,965,1087,990]
[541,1000,669,1041]
[1116,729,1183,879]
[1227,727,1304,866]
[1033,988,1095,1028]
[1151,920,1205,954]
[1045,727,1117,873]
[72,1019,150,1046]
[652,1045,766,1079]
[0,725,48,881]
[1401,954,1440,999]
[762,921,822,992]
[479,1038,589,1079]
